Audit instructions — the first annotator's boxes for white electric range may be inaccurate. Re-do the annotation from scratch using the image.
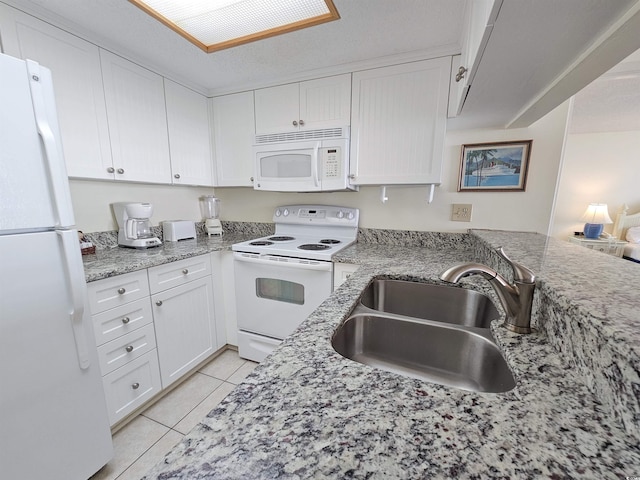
[232,205,359,362]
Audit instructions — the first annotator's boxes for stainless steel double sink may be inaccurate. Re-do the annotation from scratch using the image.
[331,279,516,393]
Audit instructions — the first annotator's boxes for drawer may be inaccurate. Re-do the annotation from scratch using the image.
[102,349,162,426]
[87,270,150,314]
[92,297,153,346]
[97,323,157,375]
[147,255,211,294]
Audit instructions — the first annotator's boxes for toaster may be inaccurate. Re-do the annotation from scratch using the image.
[163,220,196,242]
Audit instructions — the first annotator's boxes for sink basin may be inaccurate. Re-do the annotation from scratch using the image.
[331,313,516,393]
[359,279,500,328]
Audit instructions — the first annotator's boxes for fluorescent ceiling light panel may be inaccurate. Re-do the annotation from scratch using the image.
[130,0,340,53]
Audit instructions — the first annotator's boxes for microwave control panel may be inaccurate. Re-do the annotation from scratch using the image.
[322,147,341,178]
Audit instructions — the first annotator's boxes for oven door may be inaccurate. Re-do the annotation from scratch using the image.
[233,252,332,340]
[253,141,321,192]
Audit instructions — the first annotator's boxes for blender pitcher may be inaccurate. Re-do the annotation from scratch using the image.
[200,195,222,236]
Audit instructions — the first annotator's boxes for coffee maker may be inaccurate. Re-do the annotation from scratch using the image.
[112,202,162,249]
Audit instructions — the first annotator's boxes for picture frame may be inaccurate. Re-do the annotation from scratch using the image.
[458,140,532,192]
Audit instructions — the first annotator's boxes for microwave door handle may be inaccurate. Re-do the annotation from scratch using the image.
[312,143,320,188]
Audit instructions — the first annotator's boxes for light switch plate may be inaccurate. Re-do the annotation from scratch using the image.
[452,203,472,222]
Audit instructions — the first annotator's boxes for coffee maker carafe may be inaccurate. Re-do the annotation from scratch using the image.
[112,202,162,249]
[199,195,222,236]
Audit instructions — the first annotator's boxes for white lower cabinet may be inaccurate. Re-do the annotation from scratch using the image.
[102,350,162,425]
[87,272,161,426]
[151,276,216,388]
[88,254,226,425]
[333,263,359,290]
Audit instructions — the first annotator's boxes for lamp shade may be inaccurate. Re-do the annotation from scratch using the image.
[580,203,612,239]
[580,203,613,224]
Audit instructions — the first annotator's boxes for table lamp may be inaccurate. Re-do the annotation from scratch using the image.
[580,203,613,239]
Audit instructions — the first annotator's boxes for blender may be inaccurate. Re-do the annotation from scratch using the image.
[200,195,223,236]
[112,202,162,248]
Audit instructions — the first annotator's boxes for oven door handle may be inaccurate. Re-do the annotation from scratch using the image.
[234,252,333,271]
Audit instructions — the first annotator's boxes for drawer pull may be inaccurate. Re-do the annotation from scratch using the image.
[121,317,130,324]
[117,287,126,295]
[182,268,189,274]
[125,345,134,353]
[131,382,140,390]
[156,300,163,306]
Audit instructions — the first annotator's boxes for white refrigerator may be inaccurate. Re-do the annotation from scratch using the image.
[0,53,113,479]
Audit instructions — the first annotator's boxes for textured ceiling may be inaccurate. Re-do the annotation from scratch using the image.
[7,0,466,94]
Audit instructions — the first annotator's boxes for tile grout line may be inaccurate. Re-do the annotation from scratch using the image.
[113,428,177,480]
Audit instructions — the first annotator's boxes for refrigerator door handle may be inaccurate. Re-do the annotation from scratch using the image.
[58,229,91,370]
[26,60,75,227]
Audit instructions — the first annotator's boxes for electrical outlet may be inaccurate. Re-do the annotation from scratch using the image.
[452,203,472,222]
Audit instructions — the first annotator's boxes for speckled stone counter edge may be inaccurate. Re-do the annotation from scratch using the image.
[470,229,640,441]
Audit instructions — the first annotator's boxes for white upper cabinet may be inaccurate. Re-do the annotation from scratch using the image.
[0,6,114,179]
[450,0,499,117]
[164,79,213,186]
[100,50,172,184]
[349,58,450,185]
[254,74,351,134]
[210,91,255,187]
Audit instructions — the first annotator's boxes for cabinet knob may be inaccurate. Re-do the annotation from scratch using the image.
[174,173,180,179]
[131,382,140,390]
[299,119,304,126]
[348,174,355,180]
[455,66,468,83]
[121,317,130,324]
[250,177,254,182]
[117,287,126,295]
[125,345,134,353]
[117,168,125,174]
[292,120,298,127]
[107,167,115,173]
[156,300,163,306]
[182,268,189,274]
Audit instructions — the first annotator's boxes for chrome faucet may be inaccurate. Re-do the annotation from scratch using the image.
[439,248,536,334]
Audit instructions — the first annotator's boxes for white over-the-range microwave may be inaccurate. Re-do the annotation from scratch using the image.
[252,126,357,192]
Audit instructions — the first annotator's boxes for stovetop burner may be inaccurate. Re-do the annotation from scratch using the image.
[298,244,331,251]
[319,239,341,244]
[267,236,295,241]
[249,240,274,246]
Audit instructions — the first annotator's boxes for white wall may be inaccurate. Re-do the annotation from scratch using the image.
[549,130,640,239]
[70,101,570,235]
[69,180,215,232]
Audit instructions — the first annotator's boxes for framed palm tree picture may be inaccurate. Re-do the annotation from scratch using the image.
[458,140,532,192]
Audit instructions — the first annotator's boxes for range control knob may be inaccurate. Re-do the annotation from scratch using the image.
[283,208,290,217]
[337,211,345,219]
[347,212,355,220]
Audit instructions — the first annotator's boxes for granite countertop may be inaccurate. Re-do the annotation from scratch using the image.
[82,232,252,282]
[139,230,640,479]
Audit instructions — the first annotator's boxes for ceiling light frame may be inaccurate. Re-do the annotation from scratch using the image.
[129,0,340,54]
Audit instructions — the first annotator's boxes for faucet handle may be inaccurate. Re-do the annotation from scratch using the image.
[496,247,535,284]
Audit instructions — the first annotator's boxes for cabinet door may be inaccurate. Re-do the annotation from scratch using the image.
[254,82,299,134]
[102,349,161,426]
[333,263,359,291]
[164,79,213,186]
[100,50,171,184]
[210,251,233,348]
[152,277,216,388]
[451,0,497,116]
[0,7,113,179]
[211,91,255,186]
[350,58,450,185]
[299,74,351,130]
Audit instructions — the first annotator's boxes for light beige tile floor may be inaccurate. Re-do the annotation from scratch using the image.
[91,349,257,480]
